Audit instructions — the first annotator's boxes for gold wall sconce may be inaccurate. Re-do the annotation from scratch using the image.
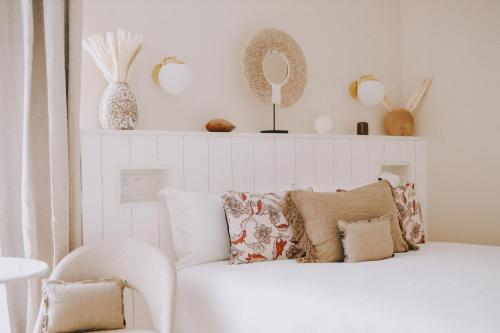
[152,56,191,95]
[349,74,386,106]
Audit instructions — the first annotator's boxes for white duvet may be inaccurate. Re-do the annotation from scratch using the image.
[175,242,500,333]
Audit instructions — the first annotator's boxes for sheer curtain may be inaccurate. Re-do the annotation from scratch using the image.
[0,0,82,332]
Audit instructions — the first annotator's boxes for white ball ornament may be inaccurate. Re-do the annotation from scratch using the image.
[314,116,332,135]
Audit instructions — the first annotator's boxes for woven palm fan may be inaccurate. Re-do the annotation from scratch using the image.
[382,78,432,136]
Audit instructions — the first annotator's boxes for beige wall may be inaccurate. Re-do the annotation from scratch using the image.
[80,0,403,134]
[401,0,500,245]
[81,0,500,246]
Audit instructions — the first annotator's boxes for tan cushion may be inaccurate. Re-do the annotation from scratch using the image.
[338,216,394,263]
[41,277,126,333]
[290,180,408,262]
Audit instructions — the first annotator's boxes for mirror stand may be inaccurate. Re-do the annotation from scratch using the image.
[260,104,288,134]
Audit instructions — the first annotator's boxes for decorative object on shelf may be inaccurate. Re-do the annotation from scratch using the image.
[205,119,236,132]
[82,30,145,130]
[349,74,432,136]
[383,78,432,136]
[243,28,307,134]
[384,109,415,136]
[378,171,401,187]
[152,56,191,95]
[314,116,332,135]
[349,75,432,136]
[357,122,369,135]
[349,75,386,106]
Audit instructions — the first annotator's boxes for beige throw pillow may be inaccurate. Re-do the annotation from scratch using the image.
[290,180,408,262]
[41,277,126,333]
[338,216,394,263]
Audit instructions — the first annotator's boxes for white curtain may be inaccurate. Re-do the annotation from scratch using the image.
[0,0,82,332]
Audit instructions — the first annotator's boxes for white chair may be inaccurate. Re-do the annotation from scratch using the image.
[33,238,176,333]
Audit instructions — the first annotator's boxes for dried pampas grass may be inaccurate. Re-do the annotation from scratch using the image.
[82,30,145,83]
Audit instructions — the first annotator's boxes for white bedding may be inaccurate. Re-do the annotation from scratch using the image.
[175,242,500,333]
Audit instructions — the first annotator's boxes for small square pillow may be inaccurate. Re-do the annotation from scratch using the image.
[161,188,230,268]
[392,182,425,247]
[222,191,304,264]
[338,216,395,263]
[41,277,126,333]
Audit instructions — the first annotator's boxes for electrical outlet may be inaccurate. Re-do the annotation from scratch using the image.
[120,176,131,194]
[119,168,169,204]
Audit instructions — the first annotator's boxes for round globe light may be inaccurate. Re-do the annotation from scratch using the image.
[357,79,385,106]
[158,63,191,95]
[314,116,333,135]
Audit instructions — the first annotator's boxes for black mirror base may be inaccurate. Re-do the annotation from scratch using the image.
[260,130,289,134]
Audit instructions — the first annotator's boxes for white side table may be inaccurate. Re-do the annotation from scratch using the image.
[0,257,48,333]
[0,257,48,283]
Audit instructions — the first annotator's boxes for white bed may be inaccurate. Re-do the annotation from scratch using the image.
[176,242,500,333]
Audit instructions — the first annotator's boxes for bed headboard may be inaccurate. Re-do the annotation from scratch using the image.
[81,129,427,254]
[80,129,426,327]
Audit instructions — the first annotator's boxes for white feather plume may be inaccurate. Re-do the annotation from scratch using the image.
[82,30,145,83]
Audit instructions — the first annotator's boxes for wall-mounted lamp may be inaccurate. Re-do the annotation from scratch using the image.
[152,56,191,95]
[349,74,386,106]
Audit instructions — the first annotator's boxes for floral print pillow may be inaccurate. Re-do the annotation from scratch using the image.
[393,182,425,246]
[222,191,303,264]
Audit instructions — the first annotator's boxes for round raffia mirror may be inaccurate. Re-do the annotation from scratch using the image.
[263,51,289,85]
[243,28,307,108]
[243,29,307,133]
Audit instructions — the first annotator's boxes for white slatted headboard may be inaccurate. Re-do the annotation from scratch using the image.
[80,129,427,328]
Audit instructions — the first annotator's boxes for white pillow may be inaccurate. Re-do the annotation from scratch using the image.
[161,188,230,268]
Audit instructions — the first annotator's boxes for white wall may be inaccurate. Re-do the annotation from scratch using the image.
[80,0,500,246]
[401,0,500,245]
[80,0,403,134]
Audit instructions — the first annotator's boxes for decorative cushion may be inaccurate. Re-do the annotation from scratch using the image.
[41,277,126,333]
[161,188,230,268]
[222,191,304,264]
[290,180,408,263]
[338,216,395,263]
[281,192,312,261]
[393,182,425,247]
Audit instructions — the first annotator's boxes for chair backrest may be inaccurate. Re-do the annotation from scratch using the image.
[33,238,176,333]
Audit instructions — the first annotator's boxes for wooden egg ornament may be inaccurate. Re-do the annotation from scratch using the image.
[205,119,236,132]
[384,108,414,136]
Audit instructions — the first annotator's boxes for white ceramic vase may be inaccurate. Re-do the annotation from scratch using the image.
[99,82,138,130]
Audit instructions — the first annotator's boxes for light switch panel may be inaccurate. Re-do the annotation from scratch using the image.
[133,175,148,193]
